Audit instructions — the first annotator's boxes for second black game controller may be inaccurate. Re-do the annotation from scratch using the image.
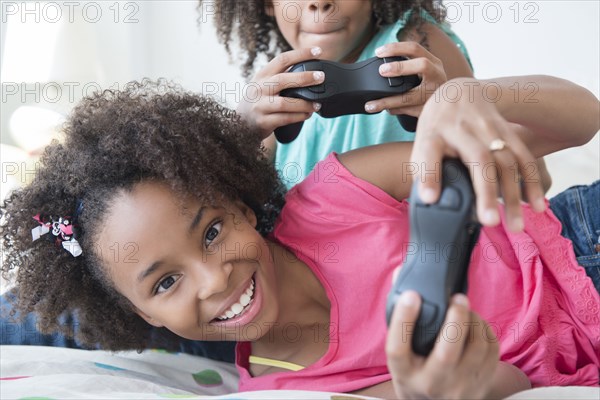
[274,56,422,144]
[386,159,481,356]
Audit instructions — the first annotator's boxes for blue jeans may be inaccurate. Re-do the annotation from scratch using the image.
[549,181,600,293]
[0,290,235,362]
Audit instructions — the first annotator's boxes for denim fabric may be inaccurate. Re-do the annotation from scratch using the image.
[0,290,236,362]
[550,181,600,293]
[1,291,84,348]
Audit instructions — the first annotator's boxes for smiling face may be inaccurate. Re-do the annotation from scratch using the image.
[96,181,279,342]
[266,0,375,62]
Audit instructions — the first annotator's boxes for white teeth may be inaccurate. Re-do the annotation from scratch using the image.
[240,294,251,306]
[216,278,255,321]
[231,303,243,314]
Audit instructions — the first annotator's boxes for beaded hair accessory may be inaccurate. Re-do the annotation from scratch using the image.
[31,202,83,257]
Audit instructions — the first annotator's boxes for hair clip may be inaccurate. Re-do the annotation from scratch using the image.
[32,214,82,257]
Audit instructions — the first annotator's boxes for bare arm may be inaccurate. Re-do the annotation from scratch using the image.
[485,76,599,157]
[339,76,598,230]
[376,29,562,193]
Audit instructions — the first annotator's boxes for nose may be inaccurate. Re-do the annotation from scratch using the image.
[308,1,335,14]
[196,262,233,300]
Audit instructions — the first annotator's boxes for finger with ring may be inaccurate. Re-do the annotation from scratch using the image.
[489,138,507,152]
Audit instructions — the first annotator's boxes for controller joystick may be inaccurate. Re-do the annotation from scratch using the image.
[385,158,481,356]
[274,56,421,144]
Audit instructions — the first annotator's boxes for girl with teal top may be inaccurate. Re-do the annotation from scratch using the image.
[200,0,474,188]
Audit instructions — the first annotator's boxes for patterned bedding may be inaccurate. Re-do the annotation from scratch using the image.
[1,345,597,399]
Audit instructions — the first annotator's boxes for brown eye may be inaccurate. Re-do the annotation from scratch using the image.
[204,221,222,247]
[155,275,179,295]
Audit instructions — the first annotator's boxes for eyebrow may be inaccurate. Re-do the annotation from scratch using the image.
[189,206,206,234]
[136,206,206,284]
[137,261,164,284]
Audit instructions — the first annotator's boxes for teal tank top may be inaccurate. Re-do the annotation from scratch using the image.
[275,12,472,188]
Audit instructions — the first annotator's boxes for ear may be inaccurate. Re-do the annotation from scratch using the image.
[264,0,275,17]
[134,307,164,328]
[234,200,258,228]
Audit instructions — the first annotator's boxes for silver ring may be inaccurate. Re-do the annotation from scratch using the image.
[489,138,507,152]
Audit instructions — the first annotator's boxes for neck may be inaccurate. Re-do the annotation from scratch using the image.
[341,23,377,63]
[255,240,329,346]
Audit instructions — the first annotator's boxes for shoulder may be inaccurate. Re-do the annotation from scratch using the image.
[399,22,474,78]
[277,148,412,228]
[336,142,414,202]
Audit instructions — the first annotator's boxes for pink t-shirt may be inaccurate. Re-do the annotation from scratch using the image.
[236,154,600,392]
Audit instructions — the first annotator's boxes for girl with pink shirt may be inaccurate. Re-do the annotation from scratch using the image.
[1,76,598,399]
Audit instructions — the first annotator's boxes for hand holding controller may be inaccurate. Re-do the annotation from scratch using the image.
[385,158,481,356]
[274,56,422,144]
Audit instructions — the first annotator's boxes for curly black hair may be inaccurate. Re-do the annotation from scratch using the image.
[198,0,447,78]
[0,80,285,351]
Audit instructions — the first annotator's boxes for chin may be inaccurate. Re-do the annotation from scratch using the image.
[317,50,343,62]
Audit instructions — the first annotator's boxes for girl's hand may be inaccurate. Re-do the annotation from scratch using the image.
[364,42,448,117]
[387,291,499,399]
[411,78,547,232]
[237,47,324,140]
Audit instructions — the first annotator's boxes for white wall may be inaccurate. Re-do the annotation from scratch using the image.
[448,1,600,196]
[451,1,599,91]
[1,0,599,198]
[141,1,600,98]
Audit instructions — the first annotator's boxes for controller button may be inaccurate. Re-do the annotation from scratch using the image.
[438,187,462,210]
[380,57,406,87]
[419,300,439,327]
[308,84,326,94]
[387,76,406,87]
[289,64,306,73]
[301,63,326,94]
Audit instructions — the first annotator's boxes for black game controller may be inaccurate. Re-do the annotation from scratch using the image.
[386,159,481,356]
[274,56,422,144]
